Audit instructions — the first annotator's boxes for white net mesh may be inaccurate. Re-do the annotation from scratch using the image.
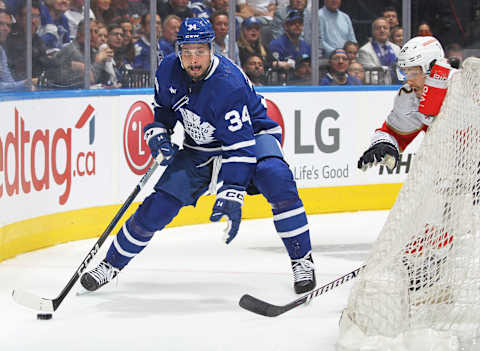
[337,57,480,351]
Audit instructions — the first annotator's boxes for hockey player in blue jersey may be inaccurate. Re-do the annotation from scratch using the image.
[81,17,315,294]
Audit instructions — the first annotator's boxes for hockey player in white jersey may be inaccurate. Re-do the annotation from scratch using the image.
[81,17,316,295]
[356,36,457,297]
[358,36,454,171]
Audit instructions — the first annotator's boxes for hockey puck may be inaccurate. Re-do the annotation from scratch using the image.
[37,313,53,320]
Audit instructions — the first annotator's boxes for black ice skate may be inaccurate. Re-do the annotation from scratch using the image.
[80,260,120,291]
[291,251,316,294]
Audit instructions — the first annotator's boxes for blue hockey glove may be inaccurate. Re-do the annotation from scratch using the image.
[210,185,246,244]
[143,122,178,166]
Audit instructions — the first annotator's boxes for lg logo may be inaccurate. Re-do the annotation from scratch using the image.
[123,101,154,175]
[295,109,340,154]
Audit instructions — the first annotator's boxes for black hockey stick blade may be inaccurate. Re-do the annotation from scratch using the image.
[239,294,301,317]
[239,265,366,317]
[12,162,160,312]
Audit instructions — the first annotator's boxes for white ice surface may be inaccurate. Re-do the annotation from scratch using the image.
[0,210,388,351]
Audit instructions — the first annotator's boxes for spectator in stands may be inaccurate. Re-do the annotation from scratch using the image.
[90,23,121,88]
[357,17,400,69]
[159,14,180,56]
[157,0,193,22]
[89,19,99,46]
[108,21,129,62]
[0,10,11,45]
[390,25,403,47]
[190,0,207,17]
[210,10,240,65]
[236,0,255,20]
[192,0,241,40]
[91,0,115,26]
[134,11,162,41]
[417,21,433,37]
[110,0,130,23]
[118,18,135,64]
[237,16,270,67]
[91,21,119,86]
[106,22,133,84]
[242,54,266,86]
[0,9,37,90]
[239,0,277,21]
[38,0,71,54]
[190,0,245,40]
[347,61,365,84]
[191,0,225,18]
[65,0,95,40]
[268,9,311,77]
[2,0,19,13]
[6,0,55,81]
[318,0,356,57]
[320,48,360,85]
[95,21,108,46]
[382,6,399,29]
[272,0,310,41]
[343,40,358,63]
[289,53,311,85]
[127,0,146,18]
[133,13,162,70]
[120,17,133,44]
[42,19,95,88]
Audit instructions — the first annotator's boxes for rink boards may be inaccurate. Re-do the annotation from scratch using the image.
[0,86,422,261]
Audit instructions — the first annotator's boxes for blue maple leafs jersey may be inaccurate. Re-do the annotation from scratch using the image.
[153,53,282,189]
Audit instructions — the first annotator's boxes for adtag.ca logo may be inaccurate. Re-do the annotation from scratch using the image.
[0,104,96,205]
[123,101,154,175]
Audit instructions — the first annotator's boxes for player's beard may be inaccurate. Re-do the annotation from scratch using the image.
[187,61,212,81]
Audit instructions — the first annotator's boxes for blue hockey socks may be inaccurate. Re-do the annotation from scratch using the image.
[272,198,312,260]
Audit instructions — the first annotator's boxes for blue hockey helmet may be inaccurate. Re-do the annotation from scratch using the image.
[177,17,215,46]
[176,17,216,67]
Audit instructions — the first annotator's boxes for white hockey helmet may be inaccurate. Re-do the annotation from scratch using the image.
[396,36,445,80]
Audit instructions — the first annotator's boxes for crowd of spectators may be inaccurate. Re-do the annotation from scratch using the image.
[0,0,475,90]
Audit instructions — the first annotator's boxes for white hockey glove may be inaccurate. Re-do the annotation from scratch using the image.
[209,185,245,244]
[358,142,399,171]
[143,122,178,166]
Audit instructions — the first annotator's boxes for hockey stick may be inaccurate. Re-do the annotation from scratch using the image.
[239,265,366,317]
[12,161,160,313]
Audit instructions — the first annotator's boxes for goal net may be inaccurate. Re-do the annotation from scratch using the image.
[337,57,480,351]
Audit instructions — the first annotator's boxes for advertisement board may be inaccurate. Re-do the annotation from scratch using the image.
[1,89,427,225]
[0,97,115,226]
[0,87,426,260]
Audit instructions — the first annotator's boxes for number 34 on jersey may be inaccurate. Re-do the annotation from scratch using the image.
[225,105,252,132]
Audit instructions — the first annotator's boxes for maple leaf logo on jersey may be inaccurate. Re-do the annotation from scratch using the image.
[179,108,215,144]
